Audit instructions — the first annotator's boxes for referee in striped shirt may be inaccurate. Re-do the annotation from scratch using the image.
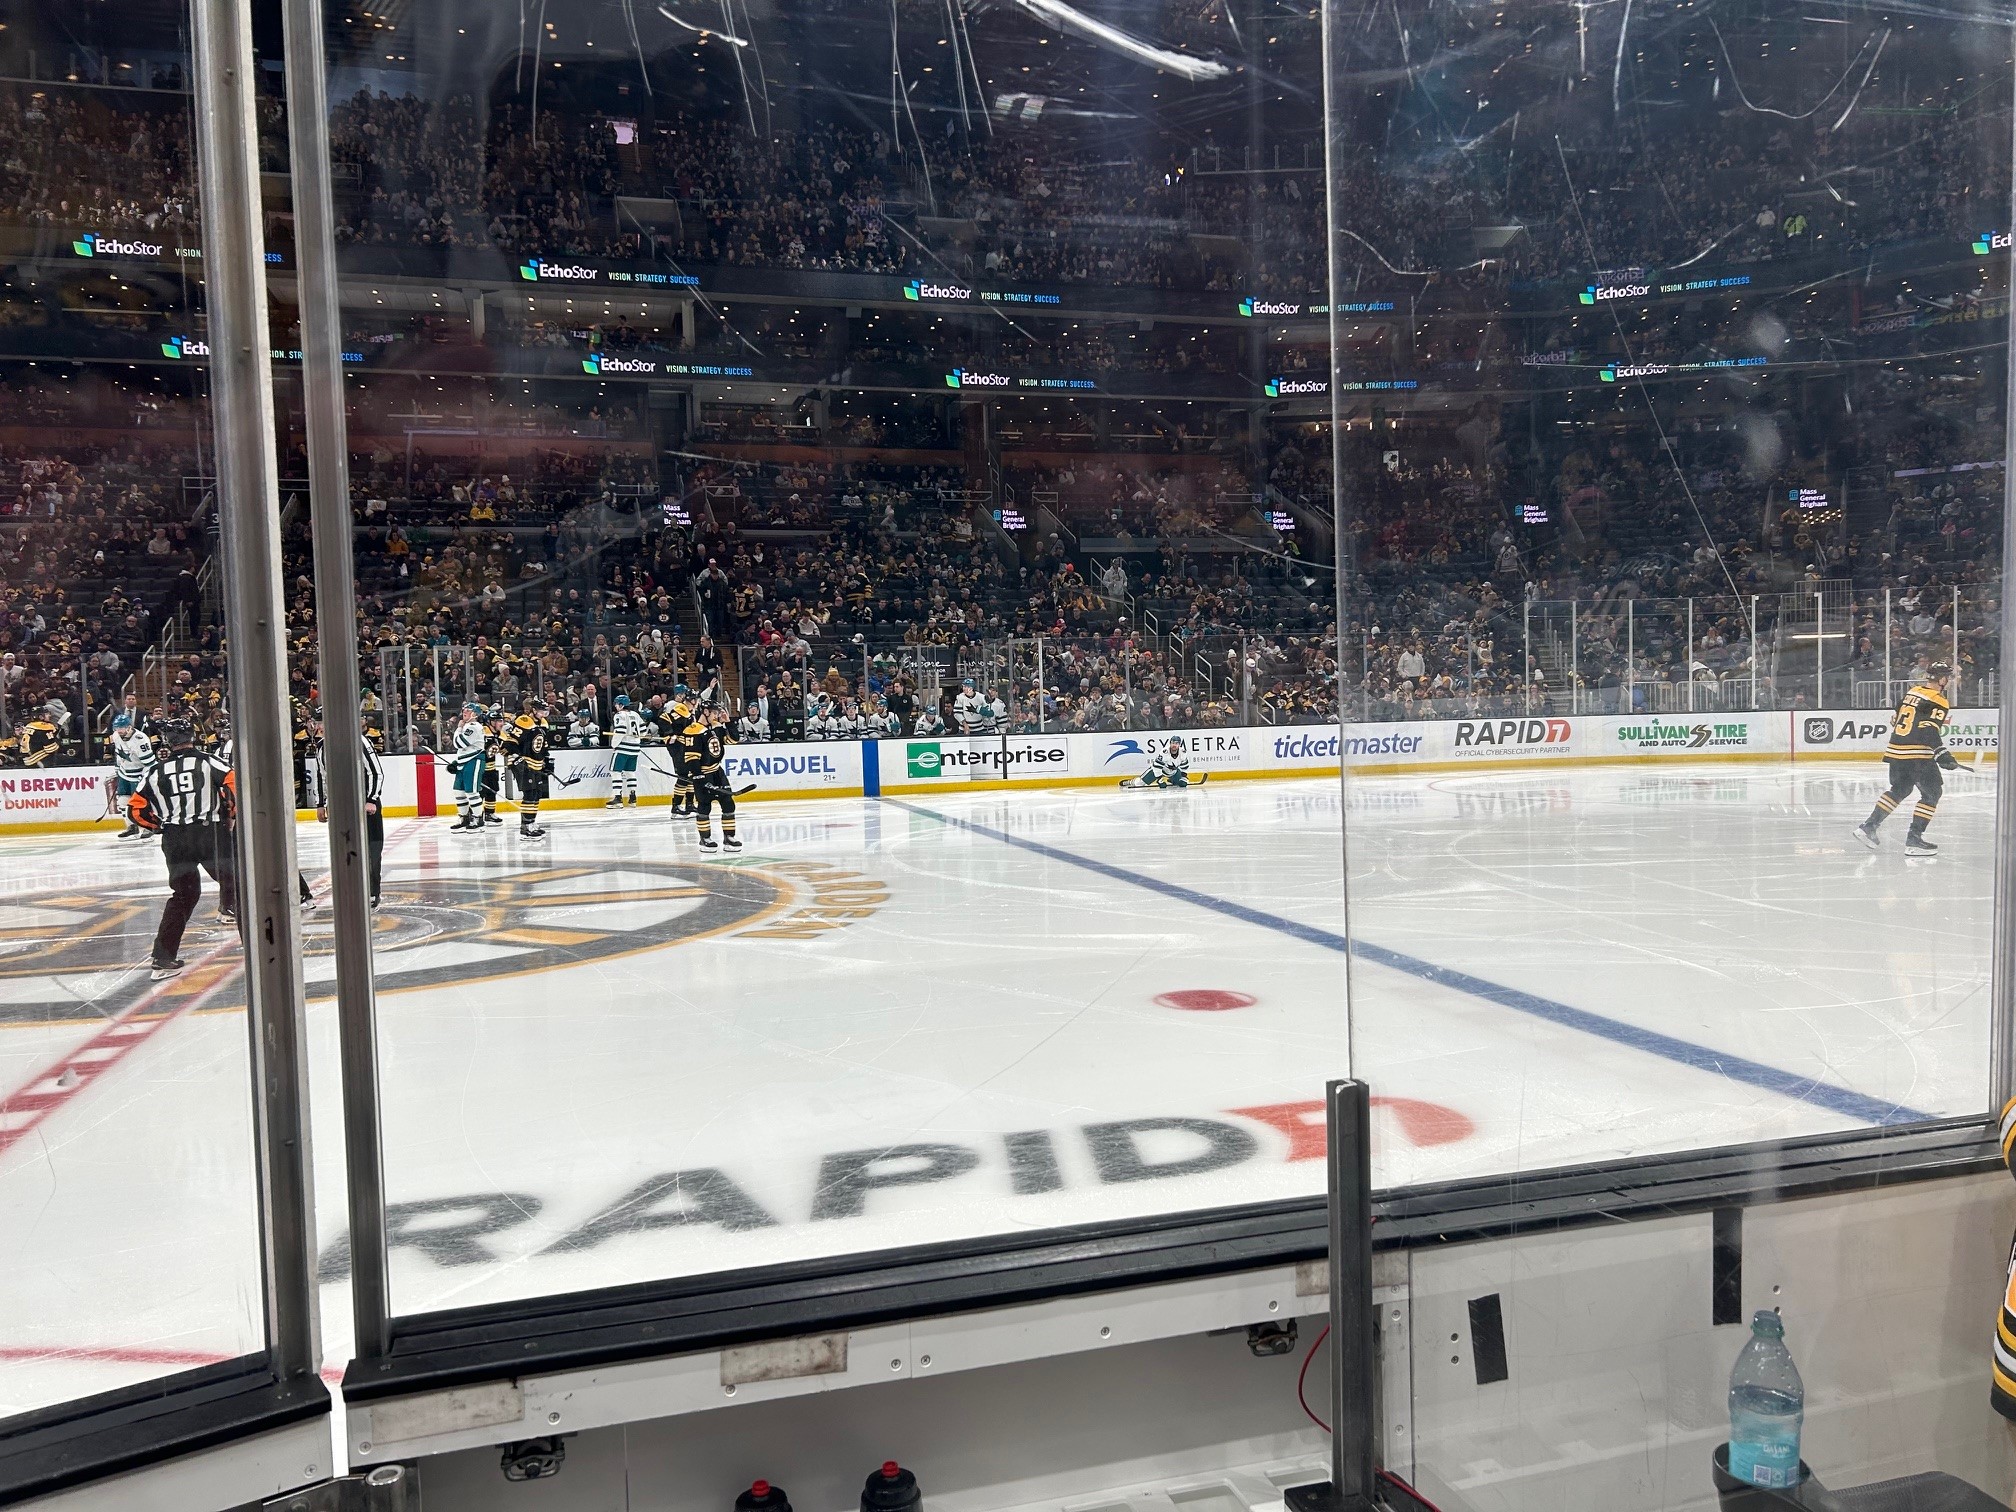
[316,716,386,908]
[129,720,238,980]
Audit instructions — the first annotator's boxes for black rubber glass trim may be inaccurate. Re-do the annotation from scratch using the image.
[344,1114,2001,1403]
[0,1356,329,1508]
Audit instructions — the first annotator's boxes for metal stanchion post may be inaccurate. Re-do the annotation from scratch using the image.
[190,0,320,1386]
[284,0,390,1362]
[1285,1079,1380,1512]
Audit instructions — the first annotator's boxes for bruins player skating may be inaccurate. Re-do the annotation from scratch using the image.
[680,705,741,852]
[1854,661,1960,856]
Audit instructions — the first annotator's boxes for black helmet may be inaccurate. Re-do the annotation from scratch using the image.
[160,719,196,749]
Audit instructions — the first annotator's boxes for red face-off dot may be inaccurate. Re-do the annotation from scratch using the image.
[1155,989,1258,1012]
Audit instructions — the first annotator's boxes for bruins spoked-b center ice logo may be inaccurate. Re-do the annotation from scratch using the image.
[0,860,884,1025]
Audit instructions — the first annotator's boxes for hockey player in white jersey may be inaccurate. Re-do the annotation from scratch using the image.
[447,703,489,831]
[953,678,987,734]
[913,705,946,737]
[608,694,647,807]
[1128,737,1195,790]
[111,720,157,838]
[806,694,843,742]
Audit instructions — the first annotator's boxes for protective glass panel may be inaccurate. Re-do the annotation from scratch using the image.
[1328,0,2007,1186]
[321,0,1351,1316]
[0,7,269,1418]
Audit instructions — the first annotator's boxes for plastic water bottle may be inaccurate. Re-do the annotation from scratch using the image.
[1728,1310,1804,1488]
[861,1461,922,1512]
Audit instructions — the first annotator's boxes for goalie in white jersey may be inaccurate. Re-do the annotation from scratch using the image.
[1131,737,1194,789]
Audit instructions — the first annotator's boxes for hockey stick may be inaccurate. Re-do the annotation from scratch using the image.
[1119,772,1208,791]
[1947,755,1993,786]
[98,773,118,822]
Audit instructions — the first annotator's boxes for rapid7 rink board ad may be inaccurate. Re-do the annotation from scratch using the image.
[0,706,2001,1400]
[0,710,1999,830]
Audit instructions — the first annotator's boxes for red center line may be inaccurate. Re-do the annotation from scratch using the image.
[0,1344,346,1385]
[0,818,425,1163]
[0,940,244,1159]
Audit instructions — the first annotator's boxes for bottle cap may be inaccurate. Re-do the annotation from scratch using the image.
[861,1461,921,1512]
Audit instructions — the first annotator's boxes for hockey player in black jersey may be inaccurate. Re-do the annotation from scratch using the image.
[480,711,506,825]
[685,705,741,853]
[1854,662,1959,856]
[662,699,698,817]
[506,711,553,838]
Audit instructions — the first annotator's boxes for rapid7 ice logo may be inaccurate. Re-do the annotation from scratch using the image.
[315,1096,1475,1277]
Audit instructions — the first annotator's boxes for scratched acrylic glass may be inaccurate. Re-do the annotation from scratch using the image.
[318,0,1357,1320]
[0,6,268,1419]
[1325,0,2015,1503]
[1328,0,2007,1198]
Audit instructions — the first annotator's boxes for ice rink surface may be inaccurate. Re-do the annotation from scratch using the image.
[0,761,1992,1413]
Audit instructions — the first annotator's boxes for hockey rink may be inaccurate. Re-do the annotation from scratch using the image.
[0,762,1993,1413]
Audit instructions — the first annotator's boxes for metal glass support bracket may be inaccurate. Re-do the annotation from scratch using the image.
[1284,1079,1381,1512]
[279,0,392,1365]
[190,0,322,1391]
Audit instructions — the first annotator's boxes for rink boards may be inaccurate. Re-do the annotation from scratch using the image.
[0,707,1997,832]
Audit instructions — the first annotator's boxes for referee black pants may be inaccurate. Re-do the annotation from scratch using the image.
[365,806,384,902]
[153,822,236,964]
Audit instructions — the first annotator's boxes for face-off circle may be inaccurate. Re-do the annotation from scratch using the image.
[0,860,791,1024]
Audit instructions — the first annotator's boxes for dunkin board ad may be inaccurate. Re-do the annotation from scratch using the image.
[0,767,117,825]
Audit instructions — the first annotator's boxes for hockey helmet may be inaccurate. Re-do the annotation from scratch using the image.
[614,694,631,708]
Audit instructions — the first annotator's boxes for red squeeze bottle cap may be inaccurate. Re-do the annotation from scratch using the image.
[753,1484,771,1497]
[882,1464,901,1478]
